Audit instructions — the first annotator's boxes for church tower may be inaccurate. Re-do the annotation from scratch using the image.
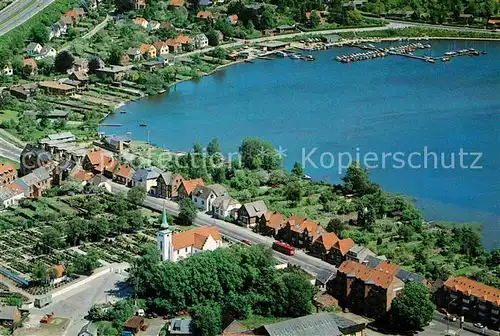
[157,202,173,261]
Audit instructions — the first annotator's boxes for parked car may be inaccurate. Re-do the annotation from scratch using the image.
[439,308,447,314]
[446,314,457,322]
[241,239,252,245]
[473,322,485,329]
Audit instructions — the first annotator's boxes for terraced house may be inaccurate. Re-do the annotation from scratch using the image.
[442,276,500,330]
[279,215,325,249]
[0,163,17,186]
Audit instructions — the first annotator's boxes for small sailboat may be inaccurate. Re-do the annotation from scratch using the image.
[289,53,301,60]
[139,123,147,127]
[442,57,450,62]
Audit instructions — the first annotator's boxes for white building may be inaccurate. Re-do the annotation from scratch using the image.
[157,207,222,262]
[212,195,241,219]
[3,64,13,76]
[193,34,209,49]
[26,42,42,55]
[36,46,57,60]
[0,187,25,210]
[191,184,226,212]
[131,167,161,192]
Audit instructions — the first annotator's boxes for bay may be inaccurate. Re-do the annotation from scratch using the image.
[101,40,500,249]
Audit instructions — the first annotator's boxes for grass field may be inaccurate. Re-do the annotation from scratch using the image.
[0,109,18,122]
[0,157,20,169]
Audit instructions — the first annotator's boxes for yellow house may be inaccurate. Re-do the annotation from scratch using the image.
[139,44,157,59]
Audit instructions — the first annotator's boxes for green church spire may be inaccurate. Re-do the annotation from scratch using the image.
[160,201,169,229]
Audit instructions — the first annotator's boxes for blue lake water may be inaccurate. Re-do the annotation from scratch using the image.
[101,40,500,249]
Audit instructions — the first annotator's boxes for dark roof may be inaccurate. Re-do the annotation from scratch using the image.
[133,167,161,182]
[363,255,382,269]
[315,269,336,285]
[89,174,108,186]
[0,305,19,321]
[170,317,192,335]
[78,322,98,336]
[396,268,424,284]
[241,200,267,217]
[262,313,342,336]
[123,316,144,329]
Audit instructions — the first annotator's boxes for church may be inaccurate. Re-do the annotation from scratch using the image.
[156,206,223,262]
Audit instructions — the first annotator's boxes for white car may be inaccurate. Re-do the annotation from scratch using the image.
[473,322,485,329]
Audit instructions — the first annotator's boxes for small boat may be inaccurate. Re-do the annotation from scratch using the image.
[426,58,435,63]
[275,51,287,57]
[244,59,254,63]
[442,57,450,62]
[120,111,127,114]
[303,55,315,61]
[302,174,312,180]
[289,54,301,60]
[139,123,147,127]
[481,51,487,55]
[424,44,431,48]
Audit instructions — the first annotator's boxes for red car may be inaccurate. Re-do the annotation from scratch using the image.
[241,239,252,246]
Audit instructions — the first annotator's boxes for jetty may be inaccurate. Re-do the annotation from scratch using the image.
[100,124,123,127]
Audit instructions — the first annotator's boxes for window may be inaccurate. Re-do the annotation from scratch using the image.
[185,247,188,252]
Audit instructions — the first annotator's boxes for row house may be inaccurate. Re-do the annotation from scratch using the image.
[177,178,204,199]
[237,200,267,227]
[442,276,500,330]
[153,41,170,57]
[138,44,157,59]
[166,34,193,53]
[14,166,53,198]
[258,211,286,237]
[154,172,184,199]
[280,215,325,249]
[0,163,17,186]
[83,149,118,177]
[328,260,405,319]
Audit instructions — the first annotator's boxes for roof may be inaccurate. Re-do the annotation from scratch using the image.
[172,226,221,250]
[444,276,500,306]
[19,167,51,187]
[133,17,148,25]
[78,322,98,336]
[212,195,240,211]
[123,316,144,329]
[207,184,226,196]
[139,43,153,54]
[262,313,342,336]
[23,58,38,69]
[133,167,161,182]
[51,264,65,278]
[0,305,19,321]
[258,41,289,48]
[286,216,324,240]
[227,14,238,24]
[193,185,219,201]
[347,244,375,262]
[47,132,75,141]
[338,260,402,289]
[170,317,192,334]
[71,71,88,81]
[315,269,336,285]
[153,41,169,50]
[27,42,41,51]
[316,232,339,250]
[375,261,400,276]
[331,313,368,330]
[127,47,141,55]
[396,268,424,284]
[179,178,204,196]
[39,81,75,91]
[115,164,134,179]
[196,11,214,19]
[262,211,286,230]
[0,163,16,178]
[364,255,383,269]
[169,0,185,6]
[71,168,93,182]
[86,150,117,172]
[89,174,108,186]
[241,200,267,217]
[105,134,130,146]
[332,238,355,256]
[0,188,21,202]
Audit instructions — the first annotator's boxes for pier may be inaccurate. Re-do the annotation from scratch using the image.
[100,124,123,127]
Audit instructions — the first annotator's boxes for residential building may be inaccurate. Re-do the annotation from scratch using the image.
[123,316,144,335]
[166,34,193,53]
[276,24,296,33]
[132,167,161,192]
[329,260,404,319]
[101,134,130,153]
[196,11,214,20]
[139,43,157,59]
[0,305,22,327]
[19,144,53,176]
[157,208,222,262]
[346,245,376,264]
[280,215,325,249]
[148,20,160,30]
[114,164,135,186]
[169,317,192,336]
[71,168,93,184]
[153,41,170,57]
[88,174,112,193]
[78,322,98,336]
[9,83,37,99]
[133,17,149,29]
[3,64,13,76]
[59,15,74,26]
[310,232,340,259]
[22,58,38,75]
[168,0,185,8]
[50,21,67,39]
[221,315,254,335]
[193,34,209,49]
[254,313,342,336]
[49,264,67,284]
[258,211,286,237]
[135,0,146,9]
[315,269,336,292]
[83,149,118,176]
[237,200,267,227]
[0,187,25,210]
[155,172,184,199]
[36,46,57,60]
[331,313,368,336]
[70,71,89,83]
[126,47,142,61]
[0,163,17,186]
[95,67,125,81]
[326,238,355,266]
[442,276,500,330]
[226,14,238,25]
[38,81,76,96]
[14,166,52,198]
[26,42,42,55]
[191,184,226,212]
[177,178,204,199]
[72,58,89,73]
[212,195,240,220]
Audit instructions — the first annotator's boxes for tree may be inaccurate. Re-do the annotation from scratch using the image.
[326,217,345,236]
[211,47,227,63]
[390,282,435,331]
[398,224,414,242]
[284,179,302,204]
[128,186,146,205]
[88,217,110,241]
[179,198,198,225]
[190,302,222,336]
[30,23,50,44]
[108,45,124,65]
[347,9,364,25]
[40,227,63,253]
[206,29,219,46]
[88,57,101,73]
[259,8,276,29]
[54,51,75,73]
[115,0,135,12]
[207,138,220,156]
[32,261,48,282]
[342,162,378,195]
[310,11,321,27]
[239,138,281,170]
[282,272,315,317]
[291,161,304,177]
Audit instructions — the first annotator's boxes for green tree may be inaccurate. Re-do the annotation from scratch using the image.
[88,57,101,73]
[207,138,220,156]
[284,179,302,204]
[190,302,222,336]
[239,138,281,170]
[30,23,50,44]
[358,206,376,232]
[282,272,315,317]
[260,8,276,29]
[40,227,63,253]
[291,161,304,177]
[32,261,48,282]
[88,217,110,241]
[115,0,135,12]
[179,198,198,225]
[326,217,345,236]
[310,11,321,27]
[342,162,378,195]
[54,51,75,73]
[128,186,146,205]
[206,29,219,46]
[108,45,124,65]
[347,9,364,25]
[390,282,435,331]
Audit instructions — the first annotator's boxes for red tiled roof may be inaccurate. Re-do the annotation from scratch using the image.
[133,17,147,25]
[0,163,16,180]
[115,164,133,178]
[86,149,117,173]
[197,11,214,19]
[488,19,500,24]
[23,58,38,70]
[444,276,500,306]
[64,9,78,18]
[227,14,238,24]
[286,215,324,241]
[376,261,400,276]
[333,238,355,256]
[153,41,169,50]
[71,168,93,182]
[262,211,285,229]
[51,264,65,278]
[6,183,24,194]
[139,43,152,54]
[172,226,221,250]
[180,178,204,195]
[338,260,397,289]
[169,0,185,6]
[316,232,339,250]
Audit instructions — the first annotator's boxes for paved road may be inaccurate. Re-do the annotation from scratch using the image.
[0,135,22,162]
[0,0,56,36]
[434,312,499,336]
[110,181,336,276]
[383,18,500,34]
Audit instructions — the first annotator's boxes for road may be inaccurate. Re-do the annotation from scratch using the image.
[0,135,22,162]
[0,0,56,36]
[383,18,500,34]
[110,181,336,276]
[434,312,499,336]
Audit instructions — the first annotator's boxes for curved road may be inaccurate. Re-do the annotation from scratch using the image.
[0,136,22,162]
[0,0,56,36]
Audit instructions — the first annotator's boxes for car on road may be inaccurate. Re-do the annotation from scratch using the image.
[241,239,252,245]
[439,308,447,314]
[445,314,457,322]
[473,322,485,329]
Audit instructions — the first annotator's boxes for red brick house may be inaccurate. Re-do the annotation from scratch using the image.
[258,211,286,237]
[177,178,204,199]
[280,215,325,249]
[0,163,17,186]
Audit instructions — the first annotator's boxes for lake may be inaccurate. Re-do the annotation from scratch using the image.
[101,39,500,249]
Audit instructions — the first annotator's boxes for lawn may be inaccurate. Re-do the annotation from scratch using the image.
[240,315,291,329]
[0,157,19,169]
[0,109,18,122]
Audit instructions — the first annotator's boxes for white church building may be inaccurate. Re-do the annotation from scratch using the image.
[157,207,223,262]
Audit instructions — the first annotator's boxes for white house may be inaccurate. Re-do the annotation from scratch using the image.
[3,64,13,76]
[88,174,112,193]
[26,42,42,55]
[153,41,169,57]
[212,195,241,219]
[0,187,25,210]
[191,184,226,212]
[193,34,209,49]
[36,46,57,60]
[131,167,161,192]
[148,20,160,30]
[157,208,222,262]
